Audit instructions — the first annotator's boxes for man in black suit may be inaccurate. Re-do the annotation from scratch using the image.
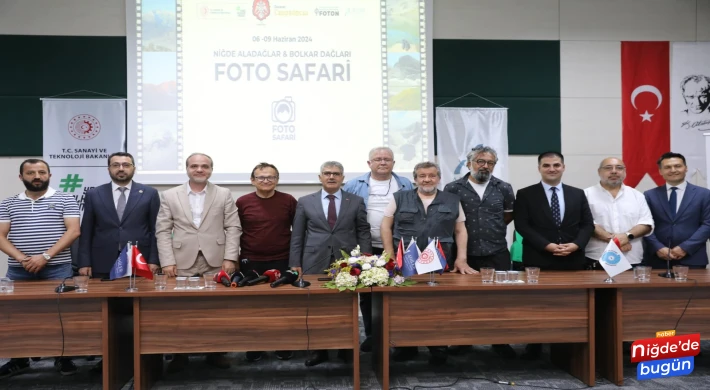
[513,151,594,359]
[78,152,161,279]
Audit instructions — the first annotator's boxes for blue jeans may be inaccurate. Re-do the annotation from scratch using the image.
[6,264,73,281]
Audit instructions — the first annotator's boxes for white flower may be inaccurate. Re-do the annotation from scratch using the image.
[348,257,360,264]
[362,263,372,270]
[375,259,386,267]
[364,255,379,262]
[359,267,390,287]
[350,245,361,257]
[393,275,406,285]
[334,271,358,288]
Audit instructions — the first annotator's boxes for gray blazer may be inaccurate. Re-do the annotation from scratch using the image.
[289,190,372,274]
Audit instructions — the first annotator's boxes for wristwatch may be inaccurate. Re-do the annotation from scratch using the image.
[42,253,51,261]
[625,232,635,240]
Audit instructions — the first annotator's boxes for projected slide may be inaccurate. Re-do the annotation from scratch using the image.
[127,0,431,183]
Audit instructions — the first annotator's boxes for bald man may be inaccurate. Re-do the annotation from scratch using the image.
[583,157,654,269]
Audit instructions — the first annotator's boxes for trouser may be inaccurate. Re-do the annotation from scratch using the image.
[466,249,511,271]
[6,263,73,280]
[177,252,220,277]
[358,247,384,338]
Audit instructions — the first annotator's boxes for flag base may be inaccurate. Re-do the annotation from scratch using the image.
[426,281,439,286]
[427,272,438,286]
[603,277,616,283]
[125,287,139,292]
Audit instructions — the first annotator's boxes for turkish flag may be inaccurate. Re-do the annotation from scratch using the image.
[622,42,670,187]
[131,244,154,280]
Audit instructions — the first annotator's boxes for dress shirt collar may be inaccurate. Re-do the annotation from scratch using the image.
[112,181,132,192]
[666,181,687,191]
[541,181,563,193]
[321,189,342,199]
[186,182,207,195]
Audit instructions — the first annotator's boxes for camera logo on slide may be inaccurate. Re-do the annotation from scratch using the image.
[68,114,101,140]
[272,97,296,124]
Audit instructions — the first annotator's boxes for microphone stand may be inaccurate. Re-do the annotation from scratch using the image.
[658,238,675,278]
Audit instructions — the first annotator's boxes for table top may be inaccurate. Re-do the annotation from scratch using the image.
[2,270,709,300]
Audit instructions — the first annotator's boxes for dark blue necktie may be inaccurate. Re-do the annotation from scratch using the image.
[669,187,678,219]
[551,187,561,227]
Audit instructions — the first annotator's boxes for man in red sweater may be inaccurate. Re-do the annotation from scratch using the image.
[236,162,297,362]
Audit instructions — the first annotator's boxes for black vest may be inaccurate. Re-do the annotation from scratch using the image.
[392,189,461,262]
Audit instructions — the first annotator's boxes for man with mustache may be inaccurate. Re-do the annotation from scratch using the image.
[0,159,81,378]
[381,161,475,365]
[643,152,710,269]
[443,146,517,358]
[289,161,371,367]
[584,157,653,269]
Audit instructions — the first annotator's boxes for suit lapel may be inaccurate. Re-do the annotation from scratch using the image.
[120,183,144,222]
[656,186,674,220]
[333,192,352,230]
[561,184,572,223]
[536,183,555,224]
[177,184,198,229]
[200,182,218,224]
[676,184,695,218]
[313,192,330,229]
[99,184,120,225]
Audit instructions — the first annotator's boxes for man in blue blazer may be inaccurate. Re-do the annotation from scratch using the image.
[78,152,161,279]
[644,152,710,269]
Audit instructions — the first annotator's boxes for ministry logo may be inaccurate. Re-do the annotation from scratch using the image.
[252,0,270,21]
[68,114,101,140]
[272,97,296,141]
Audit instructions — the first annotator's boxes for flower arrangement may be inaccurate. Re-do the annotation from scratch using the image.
[323,246,416,291]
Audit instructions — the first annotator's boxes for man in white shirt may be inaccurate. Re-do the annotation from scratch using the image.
[584,157,653,268]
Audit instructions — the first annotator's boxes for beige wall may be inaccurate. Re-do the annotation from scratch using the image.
[2,0,710,275]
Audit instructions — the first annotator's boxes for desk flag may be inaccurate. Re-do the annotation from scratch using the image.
[130,243,154,280]
[402,237,419,277]
[109,246,132,280]
[599,237,632,278]
[415,239,443,275]
[436,239,448,274]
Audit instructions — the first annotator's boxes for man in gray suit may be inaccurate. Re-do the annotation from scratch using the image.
[289,161,371,367]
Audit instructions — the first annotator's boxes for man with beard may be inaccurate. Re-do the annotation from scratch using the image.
[584,157,653,269]
[342,147,413,353]
[237,162,297,362]
[443,146,517,358]
[381,161,475,365]
[78,152,161,279]
[156,152,241,372]
[0,159,81,378]
[289,161,371,367]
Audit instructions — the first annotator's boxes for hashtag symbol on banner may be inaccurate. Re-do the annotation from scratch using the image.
[59,174,83,192]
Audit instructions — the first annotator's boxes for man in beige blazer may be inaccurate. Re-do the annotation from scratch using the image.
[156,152,242,372]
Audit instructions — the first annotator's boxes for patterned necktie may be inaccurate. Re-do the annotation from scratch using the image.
[117,187,127,221]
[326,194,337,229]
[550,187,561,227]
[669,187,678,219]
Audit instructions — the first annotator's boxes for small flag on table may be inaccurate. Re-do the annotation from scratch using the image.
[130,243,154,280]
[415,239,443,275]
[402,237,419,277]
[109,246,132,280]
[598,238,632,278]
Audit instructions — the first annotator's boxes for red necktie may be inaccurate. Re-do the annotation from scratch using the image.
[326,194,336,229]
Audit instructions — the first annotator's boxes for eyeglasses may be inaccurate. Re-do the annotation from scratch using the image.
[600,165,625,171]
[255,176,278,182]
[474,159,497,167]
[109,163,134,169]
[321,171,342,177]
[371,158,393,163]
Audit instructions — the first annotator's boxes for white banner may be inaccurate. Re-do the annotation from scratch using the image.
[435,107,509,187]
[42,98,126,214]
[671,43,710,183]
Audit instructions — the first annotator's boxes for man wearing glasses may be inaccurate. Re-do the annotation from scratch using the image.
[290,161,371,367]
[78,152,161,279]
[583,157,653,270]
[236,163,297,362]
[443,146,517,359]
[342,147,412,353]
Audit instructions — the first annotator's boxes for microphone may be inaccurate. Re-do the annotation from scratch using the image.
[659,237,675,278]
[237,270,261,287]
[270,270,299,287]
[230,272,245,287]
[213,270,232,287]
[246,269,281,286]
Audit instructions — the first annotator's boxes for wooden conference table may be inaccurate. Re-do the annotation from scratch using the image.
[0,276,361,390]
[371,270,710,389]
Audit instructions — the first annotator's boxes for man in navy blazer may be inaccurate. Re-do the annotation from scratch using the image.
[78,152,161,278]
[644,152,710,269]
